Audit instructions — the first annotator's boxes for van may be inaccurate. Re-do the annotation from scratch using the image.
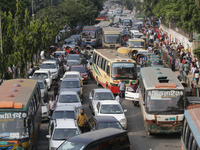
[57,128,131,150]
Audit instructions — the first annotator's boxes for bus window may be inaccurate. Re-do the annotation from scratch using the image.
[107,65,110,76]
[101,58,105,69]
[188,132,193,150]
[185,125,190,149]
[93,53,97,63]
[98,57,102,68]
[104,60,108,72]
[96,55,99,64]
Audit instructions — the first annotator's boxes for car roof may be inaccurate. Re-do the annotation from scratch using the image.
[55,105,76,111]
[42,61,56,64]
[67,128,126,144]
[62,78,80,81]
[99,100,120,104]
[34,70,49,73]
[64,71,80,75]
[70,65,84,68]
[54,119,77,129]
[93,88,112,93]
[60,91,78,95]
[93,116,119,123]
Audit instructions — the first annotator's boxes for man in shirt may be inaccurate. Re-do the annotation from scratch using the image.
[77,109,88,133]
[118,79,126,100]
[171,55,176,71]
[49,97,56,116]
[52,80,59,98]
[15,140,25,150]
[193,67,199,85]
[184,61,189,76]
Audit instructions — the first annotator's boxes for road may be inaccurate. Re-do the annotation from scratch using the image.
[36,76,181,150]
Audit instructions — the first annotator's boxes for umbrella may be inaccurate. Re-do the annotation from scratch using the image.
[117,47,131,55]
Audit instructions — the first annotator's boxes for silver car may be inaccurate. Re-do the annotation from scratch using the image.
[89,89,115,114]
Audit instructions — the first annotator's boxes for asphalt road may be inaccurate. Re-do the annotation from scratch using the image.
[36,75,181,150]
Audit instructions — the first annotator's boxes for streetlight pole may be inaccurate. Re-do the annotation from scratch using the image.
[0,6,3,54]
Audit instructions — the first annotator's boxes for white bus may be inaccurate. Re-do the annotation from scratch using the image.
[139,67,184,135]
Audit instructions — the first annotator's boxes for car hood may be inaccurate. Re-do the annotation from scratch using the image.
[57,102,82,108]
[51,140,65,149]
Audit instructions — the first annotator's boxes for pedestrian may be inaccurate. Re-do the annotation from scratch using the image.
[193,67,199,85]
[183,61,189,76]
[179,61,183,80]
[27,65,35,78]
[118,79,126,100]
[171,55,176,71]
[15,139,25,150]
[49,96,56,116]
[52,80,59,98]
[77,109,88,133]
[116,93,121,104]
[81,55,88,70]
[40,50,45,62]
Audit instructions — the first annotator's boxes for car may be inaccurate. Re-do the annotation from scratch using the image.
[45,58,59,68]
[38,79,48,102]
[85,116,123,132]
[31,70,52,90]
[46,119,81,150]
[64,60,80,71]
[60,78,83,99]
[57,91,82,109]
[67,54,80,62]
[125,86,139,106]
[62,38,77,51]
[41,99,49,121]
[89,89,115,114]
[61,71,83,86]
[40,61,59,79]
[50,105,80,125]
[70,35,81,46]
[50,51,67,61]
[69,65,88,83]
[94,100,127,129]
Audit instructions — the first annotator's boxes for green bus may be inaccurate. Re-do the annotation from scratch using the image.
[0,79,41,150]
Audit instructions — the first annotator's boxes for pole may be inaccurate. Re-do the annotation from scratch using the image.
[0,6,3,54]
[32,0,34,20]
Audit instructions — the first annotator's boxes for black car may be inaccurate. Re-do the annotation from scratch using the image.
[85,116,123,132]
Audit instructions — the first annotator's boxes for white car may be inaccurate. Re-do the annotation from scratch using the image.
[41,99,49,120]
[46,119,81,150]
[125,86,139,106]
[31,70,52,90]
[89,89,115,114]
[94,100,127,129]
[57,91,82,109]
[40,61,59,79]
[61,71,83,86]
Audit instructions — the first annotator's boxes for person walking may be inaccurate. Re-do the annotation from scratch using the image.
[118,79,126,100]
[171,55,176,71]
[40,50,45,62]
[81,55,88,70]
[193,67,200,85]
[183,61,189,76]
[77,109,88,133]
[49,97,56,116]
[27,65,35,78]
[52,80,59,99]
[15,140,25,150]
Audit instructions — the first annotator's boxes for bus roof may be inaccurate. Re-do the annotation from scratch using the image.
[185,108,200,147]
[140,67,184,90]
[95,21,111,28]
[103,27,121,34]
[0,79,38,110]
[94,49,135,62]
[83,26,97,31]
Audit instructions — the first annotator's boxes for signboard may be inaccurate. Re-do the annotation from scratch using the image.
[113,63,134,68]
[148,90,183,98]
[0,112,27,119]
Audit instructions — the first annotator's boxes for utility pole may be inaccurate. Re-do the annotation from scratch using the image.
[0,6,3,54]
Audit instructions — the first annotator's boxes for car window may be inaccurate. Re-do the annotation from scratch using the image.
[33,73,48,79]
[59,95,79,103]
[98,122,122,130]
[40,63,56,69]
[53,129,79,140]
[94,92,114,100]
[97,102,100,111]
[100,104,123,114]
[61,81,80,88]
[52,111,76,120]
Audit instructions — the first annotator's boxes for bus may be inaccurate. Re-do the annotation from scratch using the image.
[139,67,184,135]
[181,97,200,150]
[0,79,41,150]
[81,26,102,47]
[102,27,121,48]
[92,49,137,94]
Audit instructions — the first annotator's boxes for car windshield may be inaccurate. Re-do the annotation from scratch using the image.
[67,56,80,61]
[105,34,120,44]
[53,129,79,140]
[33,73,48,79]
[64,75,79,79]
[112,63,137,80]
[82,31,95,38]
[71,67,85,73]
[59,95,79,103]
[40,63,56,69]
[98,122,122,130]
[0,112,29,140]
[52,111,76,120]
[129,41,144,48]
[61,81,80,88]
[67,61,80,67]
[100,104,123,114]
[94,92,114,100]
[58,141,85,150]
[146,90,184,114]
[39,82,44,89]
[64,39,76,45]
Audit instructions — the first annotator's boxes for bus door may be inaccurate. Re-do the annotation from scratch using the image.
[105,61,111,89]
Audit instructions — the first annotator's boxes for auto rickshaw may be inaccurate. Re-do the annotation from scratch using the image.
[85,45,94,55]
[74,46,81,54]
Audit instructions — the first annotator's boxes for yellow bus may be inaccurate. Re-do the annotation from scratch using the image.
[0,79,41,150]
[102,27,121,48]
[92,49,137,94]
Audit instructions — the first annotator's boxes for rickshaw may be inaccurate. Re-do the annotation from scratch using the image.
[65,46,72,54]
[153,49,161,55]
[135,52,155,66]
[85,45,94,55]
[74,46,81,54]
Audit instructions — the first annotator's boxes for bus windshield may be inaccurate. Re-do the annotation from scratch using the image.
[112,63,137,79]
[0,112,29,140]
[129,41,144,48]
[82,31,95,38]
[146,90,184,114]
[105,34,120,44]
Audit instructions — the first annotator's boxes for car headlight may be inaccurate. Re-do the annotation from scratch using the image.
[120,118,126,124]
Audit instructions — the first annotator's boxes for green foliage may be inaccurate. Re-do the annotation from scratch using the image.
[193,46,200,60]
